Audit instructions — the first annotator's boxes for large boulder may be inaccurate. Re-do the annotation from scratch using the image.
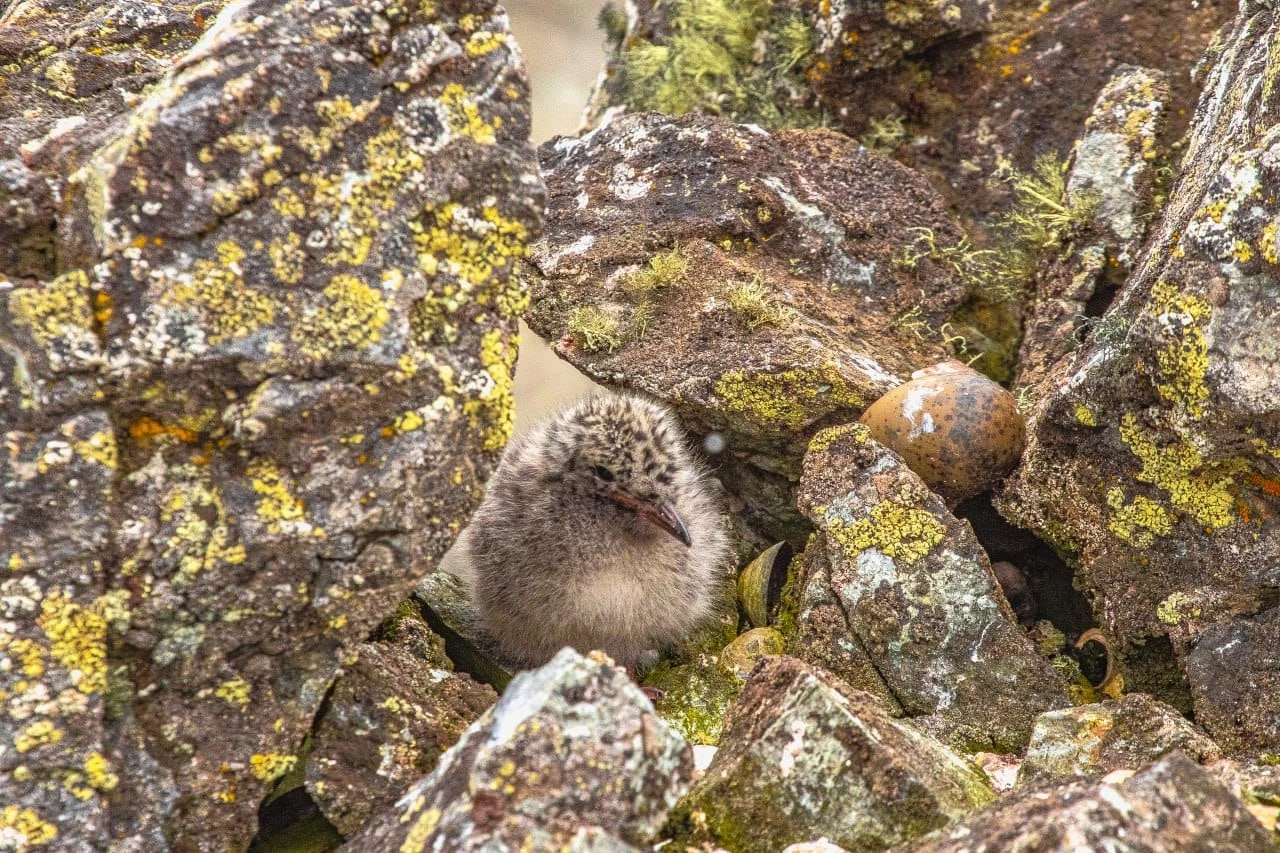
[0,0,542,847]
[792,424,1070,752]
[667,656,996,853]
[345,649,694,851]
[524,111,972,542]
[999,2,1280,754]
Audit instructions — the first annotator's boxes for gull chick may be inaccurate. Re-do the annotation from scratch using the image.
[462,394,730,669]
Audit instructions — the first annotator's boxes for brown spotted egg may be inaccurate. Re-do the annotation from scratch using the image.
[858,360,1025,503]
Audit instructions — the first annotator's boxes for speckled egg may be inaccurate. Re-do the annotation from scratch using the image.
[858,360,1025,503]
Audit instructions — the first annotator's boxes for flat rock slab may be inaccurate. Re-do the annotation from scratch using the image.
[345,648,694,851]
[793,424,1069,752]
[906,752,1275,852]
[524,111,968,540]
[667,655,995,853]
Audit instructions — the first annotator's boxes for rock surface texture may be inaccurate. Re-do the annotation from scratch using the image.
[0,0,541,847]
[792,424,1069,752]
[1000,1,1280,755]
[667,655,995,853]
[345,649,694,851]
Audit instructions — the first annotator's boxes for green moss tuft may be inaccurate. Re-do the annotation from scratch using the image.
[860,112,907,154]
[612,0,818,127]
[567,307,623,353]
[725,274,793,329]
[621,245,690,296]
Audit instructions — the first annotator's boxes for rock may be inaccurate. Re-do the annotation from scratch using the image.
[998,3,1280,753]
[0,0,542,846]
[524,111,971,541]
[906,752,1275,852]
[1186,609,1280,757]
[1014,65,1171,394]
[666,655,995,853]
[304,606,496,836]
[1018,693,1222,786]
[344,649,694,851]
[1211,759,1280,844]
[792,423,1070,752]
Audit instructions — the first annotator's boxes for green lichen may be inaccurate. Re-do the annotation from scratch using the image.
[1156,591,1203,625]
[859,112,907,153]
[567,307,623,353]
[725,275,793,329]
[1117,413,1237,531]
[611,0,817,127]
[715,363,863,432]
[824,494,945,565]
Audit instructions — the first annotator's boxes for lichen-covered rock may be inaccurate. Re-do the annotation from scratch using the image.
[792,423,1070,752]
[1212,759,1280,844]
[0,0,542,847]
[304,606,496,836]
[1014,65,1170,394]
[344,649,694,851]
[1185,610,1280,757]
[998,3,1280,753]
[906,752,1275,852]
[524,111,972,541]
[667,655,995,853]
[1018,693,1222,787]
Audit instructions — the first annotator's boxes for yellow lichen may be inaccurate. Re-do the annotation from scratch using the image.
[0,806,57,846]
[9,270,96,348]
[465,31,508,56]
[1118,414,1237,531]
[438,83,499,144]
[1261,221,1279,265]
[1156,591,1203,625]
[1105,487,1173,547]
[83,751,119,792]
[824,497,945,564]
[399,807,442,853]
[164,241,277,346]
[414,204,529,318]
[15,719,64,753]
[268,233,305,284]
[246,458,308,534]
[715,364,863,431]
[1074,404,1098,427]
[73,430,118,469]
[1148,279,1210,419]
[462,329,517,451]
[292,274,390,359]
[807,423,870,454]
[156,468,245,585]
[36,591,107,694]
[249,752,297,782]
[215,677,252,708]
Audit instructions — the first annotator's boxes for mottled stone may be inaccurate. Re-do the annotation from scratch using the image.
[1019,693,1222,786]
[1015,65,1170,394]
[0,0,542,847]
[998,4,1280,752]
[667,656,995,853]
[524,111,970,541]
[907,752,1274,852]
[345,649,694,851]
[1211,759,1280,844]
[305,607,496,836]
[793,423,1069,752]
[1186,610,1280,757]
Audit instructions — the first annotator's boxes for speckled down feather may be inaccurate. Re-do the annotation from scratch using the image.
[458,394,730,668]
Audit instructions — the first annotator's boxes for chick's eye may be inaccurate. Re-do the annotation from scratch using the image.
[592,465,615,482]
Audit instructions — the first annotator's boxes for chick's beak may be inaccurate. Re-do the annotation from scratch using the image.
[609,492,693,547]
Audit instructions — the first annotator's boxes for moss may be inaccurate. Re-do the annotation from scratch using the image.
[646,656,743,745]
[567,306,623,353]
[725,275,793,329]
[621,245,689,296]
[824,495,945,565]
[985,153,1101,301]
[612,0,817,128]
[715,363,863,432]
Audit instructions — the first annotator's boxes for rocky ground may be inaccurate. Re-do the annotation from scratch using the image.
[3,0,1280,851]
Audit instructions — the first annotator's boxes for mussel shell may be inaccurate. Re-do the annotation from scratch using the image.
[736,541,794,628]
